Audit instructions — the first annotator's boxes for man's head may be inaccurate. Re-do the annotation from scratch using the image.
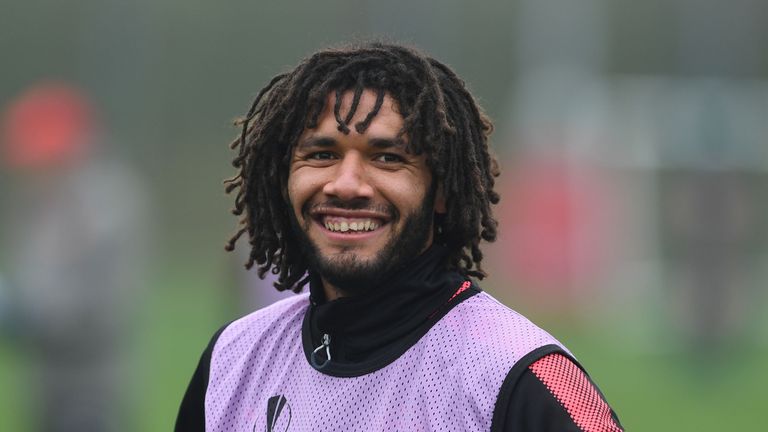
[225,42,499,293]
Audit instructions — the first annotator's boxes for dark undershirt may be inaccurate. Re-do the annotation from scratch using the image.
[497,350,624,431]
[507,367,586,431]
[175,324,223,432]
[175,245,623,431]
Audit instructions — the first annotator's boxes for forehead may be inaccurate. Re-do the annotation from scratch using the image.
[306,89,404,138]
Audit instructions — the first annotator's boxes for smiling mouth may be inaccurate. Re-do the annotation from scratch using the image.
[309,207,390,235]
[321,217,381,233]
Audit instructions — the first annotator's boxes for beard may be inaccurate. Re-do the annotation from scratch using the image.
[290,187,437,296]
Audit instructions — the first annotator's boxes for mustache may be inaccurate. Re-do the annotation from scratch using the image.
[303,198,397,219]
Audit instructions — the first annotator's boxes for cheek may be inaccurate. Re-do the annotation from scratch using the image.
[408,172,433,205]
[287,170,324,214]
[286,175,303,215]
[387,177,431,212]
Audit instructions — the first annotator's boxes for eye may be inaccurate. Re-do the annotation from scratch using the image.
[373,153,404,163]
[308,151,336,160]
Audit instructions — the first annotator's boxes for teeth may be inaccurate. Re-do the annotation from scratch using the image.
[325,218,381,232]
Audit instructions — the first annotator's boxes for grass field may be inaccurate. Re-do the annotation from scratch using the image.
[1,270,765,431]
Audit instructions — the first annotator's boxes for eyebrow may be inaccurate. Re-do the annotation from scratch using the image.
[296,136,336,150]
[296,136,406,150]
[368,137,406,149]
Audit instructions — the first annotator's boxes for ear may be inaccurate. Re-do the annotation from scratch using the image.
[435,183,447,214]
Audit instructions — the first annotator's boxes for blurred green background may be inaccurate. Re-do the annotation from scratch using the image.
[1,0,767,430]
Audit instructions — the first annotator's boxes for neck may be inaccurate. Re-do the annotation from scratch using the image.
[305,243,472,368]
[322,278,343,301]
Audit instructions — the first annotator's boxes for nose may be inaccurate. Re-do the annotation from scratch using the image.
[322,152,374,200]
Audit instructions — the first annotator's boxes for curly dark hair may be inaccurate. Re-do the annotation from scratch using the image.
[224,42,500,292]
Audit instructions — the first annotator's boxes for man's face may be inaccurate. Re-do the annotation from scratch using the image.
[287,90,445,295]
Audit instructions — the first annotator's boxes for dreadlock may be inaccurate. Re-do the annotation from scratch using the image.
[224,42,500,292]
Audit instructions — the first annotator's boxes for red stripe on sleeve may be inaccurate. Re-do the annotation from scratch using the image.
[529,354,622,432]
[447,280,472,303]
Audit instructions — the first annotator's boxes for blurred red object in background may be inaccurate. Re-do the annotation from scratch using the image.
[2,82,95,169]
[497,155,616,299]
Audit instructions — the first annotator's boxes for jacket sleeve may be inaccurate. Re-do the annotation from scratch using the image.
[494,352,624,432]
[174,325,228,432]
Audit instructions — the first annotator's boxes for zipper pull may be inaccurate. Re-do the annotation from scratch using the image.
[311,333,332,370]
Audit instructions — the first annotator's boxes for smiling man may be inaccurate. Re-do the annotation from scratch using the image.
[176,43,623,431]
[289,91,442,299]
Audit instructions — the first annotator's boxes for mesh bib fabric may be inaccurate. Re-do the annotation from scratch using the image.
[205,292,567,431]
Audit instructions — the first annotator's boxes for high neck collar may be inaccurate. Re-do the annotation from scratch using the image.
[306,245,466,363]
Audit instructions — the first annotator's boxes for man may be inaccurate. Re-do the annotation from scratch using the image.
[176,42,623,431]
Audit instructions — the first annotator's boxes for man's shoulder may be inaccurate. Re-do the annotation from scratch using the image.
[242,292,310,320]
[232,292,309,329]
[449,290,546,330]
[213,293,310,352]
[442,290,570,357]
